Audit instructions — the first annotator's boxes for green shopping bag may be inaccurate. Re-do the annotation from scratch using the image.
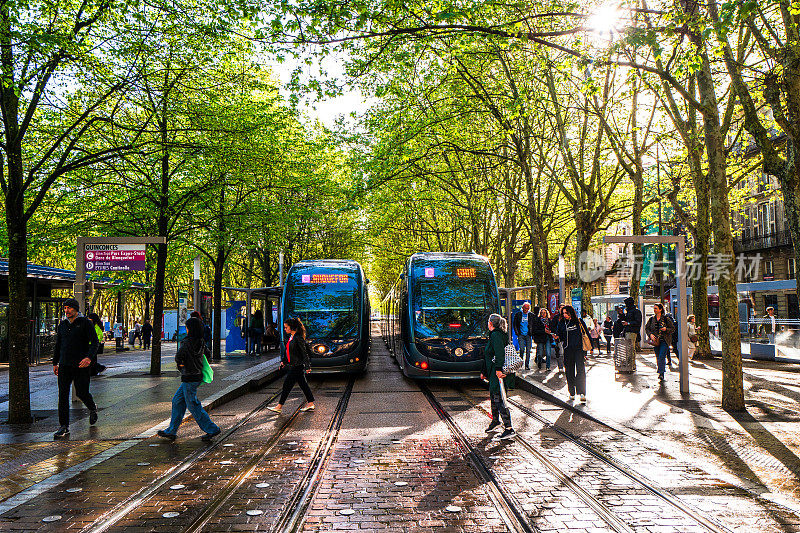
[201,353,214,383]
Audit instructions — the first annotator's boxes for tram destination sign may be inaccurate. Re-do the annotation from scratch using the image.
[84,244,146,272]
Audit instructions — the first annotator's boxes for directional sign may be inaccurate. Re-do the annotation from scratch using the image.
[85,244,146,271]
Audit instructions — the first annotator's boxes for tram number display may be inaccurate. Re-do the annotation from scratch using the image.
[301,273,350,284]
[456,268,476,278]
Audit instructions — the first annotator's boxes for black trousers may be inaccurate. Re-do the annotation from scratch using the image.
[58,365,96,427]
[279,366,315,404]
[564,350,586,396]
[490,390,512,428]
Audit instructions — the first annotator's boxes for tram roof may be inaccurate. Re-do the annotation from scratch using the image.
[290,259,362,270]
[409,252,490,262]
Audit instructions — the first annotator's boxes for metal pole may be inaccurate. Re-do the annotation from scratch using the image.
[279,251,284,287]
[505,290,513,344]
[677,238,689,394]
[75,237,86,314]
[558,255,565,307]
[193,256,201,316]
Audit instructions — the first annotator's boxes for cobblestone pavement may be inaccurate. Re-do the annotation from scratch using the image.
[0,326,798,531]
[520,347,800,506]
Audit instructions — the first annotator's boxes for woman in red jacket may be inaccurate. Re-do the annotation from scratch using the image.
[268,317,315,413]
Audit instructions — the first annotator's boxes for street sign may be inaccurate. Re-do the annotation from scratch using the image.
[178,291,188,327]
[85,244,146,272]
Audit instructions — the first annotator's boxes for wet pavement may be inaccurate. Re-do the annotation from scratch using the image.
[0,326,798,531]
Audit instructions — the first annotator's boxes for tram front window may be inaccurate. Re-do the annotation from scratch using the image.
[286,276,360,339]
[412,277,495,339]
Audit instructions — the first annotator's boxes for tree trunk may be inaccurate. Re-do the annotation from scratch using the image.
[575,221,594,316]
[694,45,744,411]
[6,210,32,423]
[629,174,644,302]
[150,242,167,375]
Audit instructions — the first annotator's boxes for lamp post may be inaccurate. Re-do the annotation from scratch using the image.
[193,255,201,316]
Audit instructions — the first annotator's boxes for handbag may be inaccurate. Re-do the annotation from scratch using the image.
[503,343,523,374]
[201,352,214,383]
[580,321,592,351]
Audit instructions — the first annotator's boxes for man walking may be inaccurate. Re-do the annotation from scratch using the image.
[622,297,642,351]
[513,302,534,370]
[142,319,153,350]
[53,298,99,439]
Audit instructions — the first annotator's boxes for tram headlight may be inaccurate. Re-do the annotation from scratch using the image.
[454,348,464,357]
[313,344,327,355]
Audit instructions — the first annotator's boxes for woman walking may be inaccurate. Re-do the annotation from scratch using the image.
[645,303,675,382]
[534,308,551,370]
[687,315,697,359]
[481,313,516,440]
[590,318,602,354]
[269,317,315,413]
[158,317,221,442]
[557,306,589,403]
[602,315,613,355]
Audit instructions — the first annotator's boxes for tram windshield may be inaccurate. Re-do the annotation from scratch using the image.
[285,270,360,339]
[411,263,497,338]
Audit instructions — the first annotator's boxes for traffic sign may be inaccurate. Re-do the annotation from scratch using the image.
[84,244,146,271]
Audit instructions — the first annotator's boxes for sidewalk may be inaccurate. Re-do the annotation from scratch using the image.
[515,347,800,510]
[0,347,281,443]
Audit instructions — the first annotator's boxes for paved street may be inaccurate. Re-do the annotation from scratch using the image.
[0,327,798,531]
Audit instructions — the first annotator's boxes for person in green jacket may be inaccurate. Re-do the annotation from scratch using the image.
[481,313,516,441]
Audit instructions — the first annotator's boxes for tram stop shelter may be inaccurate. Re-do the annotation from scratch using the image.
[0,259,147,365]
[223,286,282,355]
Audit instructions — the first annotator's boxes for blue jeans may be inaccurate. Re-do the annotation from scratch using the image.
[519,335,532,368]
[536,342,550,368]
[654,341,669,377]
[165,381,220,435]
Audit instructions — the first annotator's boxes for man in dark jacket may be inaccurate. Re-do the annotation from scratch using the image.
[512,302,534,370]
[141,319,153,350]
[158,317,220,442]
[622,297,642,350]
[53,298,99,439]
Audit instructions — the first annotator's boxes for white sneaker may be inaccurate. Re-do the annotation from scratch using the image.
[580,395,586,403]
[568,395,575,401]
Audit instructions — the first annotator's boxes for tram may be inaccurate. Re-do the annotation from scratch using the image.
[381,252,500,378]
[281,259,370,373]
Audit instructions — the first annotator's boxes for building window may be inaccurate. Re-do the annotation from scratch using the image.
[764,260,774,281]
[789,258,796,280]
[765,294,778,312]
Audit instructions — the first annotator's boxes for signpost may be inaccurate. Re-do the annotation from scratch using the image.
[604,234,689,394]
[74,236,166,314]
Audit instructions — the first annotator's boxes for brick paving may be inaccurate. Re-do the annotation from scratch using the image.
[0,325,799,531]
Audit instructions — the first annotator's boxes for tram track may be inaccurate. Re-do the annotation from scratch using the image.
[418,382,536,533]
[456,385,733,533]
[185,377,355,533]
[84,375,356,533]
[502,391,734,533]
[84,385,287,533]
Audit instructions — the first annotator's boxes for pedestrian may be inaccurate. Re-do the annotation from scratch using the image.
[645,303,675,382]
[268,317,315,413]
[142,319,153,350]
[612,306,626,339]
[761,306,777,344]
[602,314,613,354]
[134,318,142,348]
[590,317,602,354]
[534,308,551,370]
[687,315,698,359]
[53,298,99,439]
[664,311,676,366]
[549,305,565,372]
[621,297,642,351]
[481,313,516,440]
[557,305,589,403]
[190,311,212,358]
[249,309,265,355]
[512,302,533,370]
[158,316,221,442]
[87,312,107,376]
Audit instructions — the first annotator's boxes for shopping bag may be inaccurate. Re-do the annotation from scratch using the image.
[201,353,214,383]
[503,343,523,374]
